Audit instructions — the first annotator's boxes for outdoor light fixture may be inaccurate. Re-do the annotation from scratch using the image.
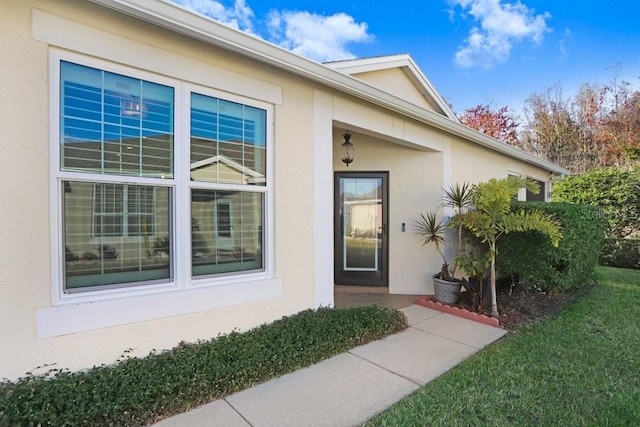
[121,97,147,117]
[341,132,355,167]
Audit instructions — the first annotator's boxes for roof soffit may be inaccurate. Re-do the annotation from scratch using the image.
[88,0,569,175]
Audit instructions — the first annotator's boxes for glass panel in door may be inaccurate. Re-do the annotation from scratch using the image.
[334,172,388,286]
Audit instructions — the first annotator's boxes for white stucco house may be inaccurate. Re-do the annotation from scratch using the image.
[0,0,568,379]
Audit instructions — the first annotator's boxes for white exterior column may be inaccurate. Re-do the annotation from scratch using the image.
[442,138,456,265]
[313,89,335,307]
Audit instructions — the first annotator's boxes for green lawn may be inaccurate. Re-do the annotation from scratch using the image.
[367,266,640,426]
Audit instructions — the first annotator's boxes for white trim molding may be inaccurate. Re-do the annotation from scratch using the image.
[36,278,282,338]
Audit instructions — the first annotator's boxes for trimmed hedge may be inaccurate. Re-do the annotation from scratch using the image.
[497,202,606,292]
[0,305,407,426]
[552,167,640,237]
[601,238,640,269]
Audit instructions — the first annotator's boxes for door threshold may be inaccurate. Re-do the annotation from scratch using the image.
[335,285,389,294]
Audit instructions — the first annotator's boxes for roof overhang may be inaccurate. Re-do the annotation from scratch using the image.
[325,54,460,123]
[88,0,570,175]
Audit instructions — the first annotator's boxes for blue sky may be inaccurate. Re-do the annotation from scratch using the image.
[172,0,640,117]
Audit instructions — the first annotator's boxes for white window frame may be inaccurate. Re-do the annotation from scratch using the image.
[49,49,276,309]
[186,83,270,283]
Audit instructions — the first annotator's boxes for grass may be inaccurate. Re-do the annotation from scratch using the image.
[367,266,640,426]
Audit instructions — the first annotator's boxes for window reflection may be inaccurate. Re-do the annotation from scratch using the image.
[63,181,171,291]
[190,93,266,185]
[191,190,264,276]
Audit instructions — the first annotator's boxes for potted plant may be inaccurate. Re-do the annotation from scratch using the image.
[451,177,563,318]
[414,211,462,304]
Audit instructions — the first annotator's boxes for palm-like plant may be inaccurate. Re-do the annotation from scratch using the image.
[414,211,451,280]
[442,182,473,276]
[451,176,563,318]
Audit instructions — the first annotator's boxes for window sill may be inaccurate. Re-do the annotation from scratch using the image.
[36,277,282,339]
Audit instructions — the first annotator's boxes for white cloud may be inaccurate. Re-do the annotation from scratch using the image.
[172,0,255,33]
[451,0,550,69]
[558,28,572,59]
[171,1,372,63]
[267,10,372,62]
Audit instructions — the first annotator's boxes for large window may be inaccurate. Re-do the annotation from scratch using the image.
[189,93,266,277]
[57,58,269,295]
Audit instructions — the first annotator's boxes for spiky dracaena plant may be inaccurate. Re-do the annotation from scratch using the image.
[451,176,563,318]
[442,182,473,277]
[414,211,451,280]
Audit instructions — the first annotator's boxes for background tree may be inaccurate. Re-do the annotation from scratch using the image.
[571,83,606,171]
[519,84,578,170]
[520,78,640,173]
[600,86,640,165]
[458,104,519,146]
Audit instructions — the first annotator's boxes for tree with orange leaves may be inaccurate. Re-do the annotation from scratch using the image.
[458,104,520,146]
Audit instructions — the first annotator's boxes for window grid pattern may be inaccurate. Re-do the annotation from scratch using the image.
[57,58,270,294]
[190,93,266,186]
[60,61,174,178]
[93,184,156,238]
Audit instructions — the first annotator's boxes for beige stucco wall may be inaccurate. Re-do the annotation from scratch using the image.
[1,0,558,380]
[451,136,551,184]
[0,0,322,380]
[351,68,439,113]
[331,125,553,296]
[333,129,445,295]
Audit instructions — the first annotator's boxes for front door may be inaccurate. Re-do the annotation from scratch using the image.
[334,172,388,286]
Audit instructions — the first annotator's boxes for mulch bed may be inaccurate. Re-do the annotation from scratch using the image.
[454,281,591,330]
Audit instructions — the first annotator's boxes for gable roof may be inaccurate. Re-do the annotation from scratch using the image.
[89,0,570,176]
[325,54,459,122]
[191,155,266,185]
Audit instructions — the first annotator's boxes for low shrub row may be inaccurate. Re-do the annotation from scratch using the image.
[600,238,640,269]
[0,305,407,426]
[497,202,606,292]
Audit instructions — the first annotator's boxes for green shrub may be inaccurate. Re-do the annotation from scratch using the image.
[497,202,606,292]
[600,238,640,269]
[0,305,407,426]
[552,166,640,237]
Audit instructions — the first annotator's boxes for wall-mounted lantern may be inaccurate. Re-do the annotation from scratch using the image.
[121,96,147,117]
[341,132,355,167]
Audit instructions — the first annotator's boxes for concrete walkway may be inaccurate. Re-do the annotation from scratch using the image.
[154,305,507,427]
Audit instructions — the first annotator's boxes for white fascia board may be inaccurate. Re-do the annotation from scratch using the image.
[455,125,571,175]
[326,54,459,123]
[325,54,412,73]
[401,56,461,123]
[89,0,569,175]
